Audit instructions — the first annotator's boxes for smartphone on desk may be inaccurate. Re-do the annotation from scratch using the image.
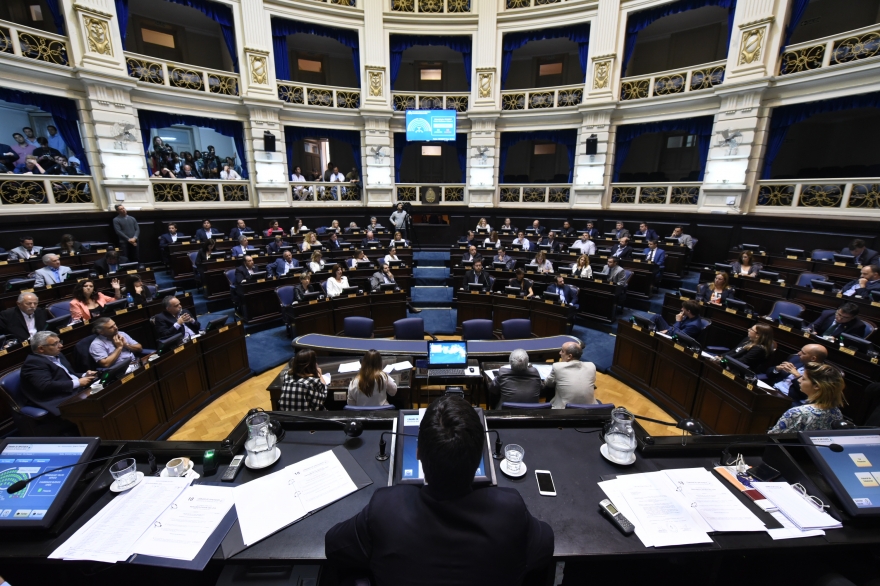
[535,470,556,496]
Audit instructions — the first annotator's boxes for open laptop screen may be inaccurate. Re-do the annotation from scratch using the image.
[427,341,467,367]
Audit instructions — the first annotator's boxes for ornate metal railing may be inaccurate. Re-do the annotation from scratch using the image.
[313,0,357,6]
[150,179,250,204]
[619,60,725,101]
[0,176,96,208]
[392,92,469,112]
[0,19,69,66]
[755,179,880,212]
[500,84,584,110]
[779,24,880,75]
[125,52,239,96]
[609,183,702,206]
[278,81,361,109]
[391,0,470,12]
[290,181,362,203]
[504,0,570,8]
[394,184,466,204]
[499,184,571,205]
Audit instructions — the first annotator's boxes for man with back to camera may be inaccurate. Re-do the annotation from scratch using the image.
[766,343,828,404]
[325,394,554,586]
[113,204,140,262]
[544,341,597,408]
[840,238,879,267]
[0,292,49,342]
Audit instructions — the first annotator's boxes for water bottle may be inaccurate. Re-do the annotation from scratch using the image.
[126,292,134,306]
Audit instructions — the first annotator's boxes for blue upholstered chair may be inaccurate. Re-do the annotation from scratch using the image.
[344,316,374,338]
[796,273,827,288]
[275,286,295,337]
[811,250,835,262]
[768,300,805,322]
[501,319,532,339]
[0,369,49,436]
[48,299,72,318]
[462,319,494,341]
[394,317,435,341]
[501,402,552,410]
[343,404,395,411]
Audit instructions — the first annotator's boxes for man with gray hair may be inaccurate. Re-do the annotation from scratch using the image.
[0,292,48,342]
[152,296,201,341]
[89,317,143,371]
[34,253,72,287]
[488,349,542,410]
[20,331,96,419]
[231,235,254,257]
[544,341,597,408]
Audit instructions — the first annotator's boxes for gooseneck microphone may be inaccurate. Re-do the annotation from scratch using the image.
[376,431,419,461]
[6,450,157,495]
[719,441,843,468]
[486,430,504,459]
[257,409,364,442]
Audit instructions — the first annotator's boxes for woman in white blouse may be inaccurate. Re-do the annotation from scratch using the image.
[325,264,350,298]
[476,217,491,233]
[300,232,321,251]
[532,251,554,274]
[309,251,325,273]
[483,230,501,249]
[347,350,398,406]
[292,219,309,235]
[384,246,400,264]
[329,220,341,233]
[570,254,592,279]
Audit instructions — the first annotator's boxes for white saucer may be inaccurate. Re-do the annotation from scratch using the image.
[499,459,527,478]
[600,443,636,466]
[245,447,281,470]
[160,460,199,479]
[110,471,144,492]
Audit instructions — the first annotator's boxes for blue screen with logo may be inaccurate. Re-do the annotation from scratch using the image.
[405,110,457,141]
[399,410,486,484]
[0,443,90,521]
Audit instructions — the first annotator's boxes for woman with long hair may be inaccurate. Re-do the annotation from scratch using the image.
[57,233,84,255]
[570,254,592,279]
[309,251,325,273]
[484,230,501,249]
[69,278,122,321]
[698,272,733,305]
[732,250,762,277]
[325,263,350,298]
[533,251,553,274]
[265,220,285,238]
[195,239,216,281]
[347,349,398,406]
[123,274,152,306]
[279,350,327,411]
[724,323,775,369]
[770,362,845,433]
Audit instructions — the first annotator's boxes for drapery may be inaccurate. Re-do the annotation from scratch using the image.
[613,115,714,181]
[271,18,360,86]
[455,132,467,184]
[622,0,736,76]
[392,133,467,183]
[499,129,578,183]
[781,0,811,50]
[0,88,90,173]
[762,92,880,179]
[501,23,591,85]
[115,0,238,71]
[389,34,472,89]
[284,126,362,180]
[43,0,66,35]
[137,110,249,178]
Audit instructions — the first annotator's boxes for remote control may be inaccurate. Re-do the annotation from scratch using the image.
[599,499,635,535]
[221,455,245,482]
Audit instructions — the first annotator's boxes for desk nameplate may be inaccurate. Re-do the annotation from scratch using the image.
[722,369,736,380]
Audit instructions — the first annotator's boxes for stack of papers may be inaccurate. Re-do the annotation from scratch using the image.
[337,361,361,374]
[383,361,413,373]
[753,482,842,531]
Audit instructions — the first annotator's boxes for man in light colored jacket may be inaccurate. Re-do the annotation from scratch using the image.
[544,342,597,408]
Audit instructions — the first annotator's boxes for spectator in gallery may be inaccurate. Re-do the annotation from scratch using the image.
[10,132,35,160]
[328,166,346,200]
[192,149,205,176]
[14,155,46,175]
[220,164,241,180]
[46,125,67,154]
[177,164,200,179]
[202,145,221,178]
[22,126,38,146]
[323,161,335,182]
[309,168,321,181]
[32,137,62,160]
[54,155,80,176]
[148,136,173,174]
[346,167,360,183]
[0,141,19,171]
[225,156,242,175]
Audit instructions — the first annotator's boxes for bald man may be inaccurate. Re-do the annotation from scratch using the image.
[543,341,597,408]
[770,343,828,402]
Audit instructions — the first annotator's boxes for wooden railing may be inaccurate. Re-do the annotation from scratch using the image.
[394,184,466,204]
[278,81,360,109]
[620,60,725,101]
[755,179,880,214]
[392,92,469,112]
[610,183,702,206]
[150,179,250,204]
[504,0,571,8]
[0,176,97,209]
[390,0,471,13]
[779,24,880,75]
[0,19,69,66]
[499,184,571,205]
[125,52,239,96]
[290,181,362,203]
[500,84,583,110]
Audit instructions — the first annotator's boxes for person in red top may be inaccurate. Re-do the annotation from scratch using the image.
[69,279,122,322]
[265,220,285,237]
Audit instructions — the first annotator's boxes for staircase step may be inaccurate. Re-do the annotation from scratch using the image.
[409,308,457,335]
[414,267,449,286]
[411,286,454,307]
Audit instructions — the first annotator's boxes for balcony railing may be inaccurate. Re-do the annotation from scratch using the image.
[755,179,880,213]
[779,24,880,76]
[505,0,571,8]
[150,179,249,204]
[313,0,357,6]
[391,0,471,13]
[610,183,702,206]
[620,60,725,101]
[499,184,571,205]
[500,84,583,111]
[392,92,469,112]
[394,184,465,204]
[278,81,360,109]
[0,19,69,66]
[290,181,362,203]
[125,52,239,96]
[0,176,96,208]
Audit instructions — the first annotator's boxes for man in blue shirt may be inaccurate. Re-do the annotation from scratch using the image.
[545,274,579,308]
[46,125,67,154]
[650,300,703,337]
[34,254,72,287]
[644,240,666,286]
[839,265,880,299]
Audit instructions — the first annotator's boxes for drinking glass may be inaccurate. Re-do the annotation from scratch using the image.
[109,458,137,489]
[504,444,524,474]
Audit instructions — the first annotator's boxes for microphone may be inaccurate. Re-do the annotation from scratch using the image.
[376,431,418,461]
[257,409,363,442]
[719,441,843,468]
[6,450,157,495]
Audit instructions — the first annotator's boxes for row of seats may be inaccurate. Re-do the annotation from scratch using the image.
[339,402,610,411]
[332,316,534,340]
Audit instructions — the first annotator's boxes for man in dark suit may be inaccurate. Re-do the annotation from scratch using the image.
[266,234,290,255]
[644,239,666,285]
[195,219,216,242]
[839,264,880,298]
[93,250,129,277]
[158,223,183,251]
[463,259,492,291]
[234,255,261,285]
[767,343,828,405]
[650,300,704,337]
[841,239,879,266]
[458,230,477,247]
[325,394,554,584]
[635,222,659,242]
[487,349,544,410]
[610,236,633,260]
[269,250,301,278]
[153,296,201,341]
[0,292,49,342]
[325,232,344,251]
[544,274,579,308]
[461,245,482,265]
[229,219,253,241]
[540,231,563,253]
[559,221,575,237]
[584,221,600,240]
[809,303,869,339]
[530,220,546,237]
[360,230,379,249]
[20,330,96,417]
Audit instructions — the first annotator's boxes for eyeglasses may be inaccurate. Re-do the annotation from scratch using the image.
[793,483,829,511]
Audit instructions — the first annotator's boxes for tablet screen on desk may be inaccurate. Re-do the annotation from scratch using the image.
[799,430,880,517]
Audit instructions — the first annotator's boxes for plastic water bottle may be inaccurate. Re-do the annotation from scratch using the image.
[126,292,134,306]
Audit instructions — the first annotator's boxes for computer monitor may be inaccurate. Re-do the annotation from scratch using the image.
[510,244,523,251]
[118,262,139,272]
[538,245,552,252]
[672,330,701,353]
[41,246,62,256]
[778,313,805,330]
[810,279,835,293]
[757,270,780,281]
[476,227,489,234]
[302,290,323,302]
[65,269,90,281]
[679,287,698,299]
[101,299,128,315]
[723,356,755,380]
[7,279,35,291]
[725,298,749,313]
[85,242,109,251]
[631,314,655,332]
[249,271,267,281]
[388,260,403,268]
[542,291,560,303]
[467,283,486,293]
[499,226,514,232]
[785,248,805,258]
[278,246,295,255]
[604,232,618,240]
[493,262,509,270]
[664,237,680,245]
[205,315,229,331]
[156,332,184,355]
[156,287,177,299]
[462,261,474,269]
[839,333,873,354]
[742,243,761,252]
[341,286,359,296]
[631,252,647,261]
[98,359,132,386]
[379,283,398,292]
[0,252,8,262]
[593,272,608,282]
[394,240,407,246]
[833,253,855,265]
[427,340,468,368]
[210,232,225,240]
[505,286,522,296]
[871,291,880,303]
[240,231,255,238]
[714,263,733,273]
[45,314,70,333]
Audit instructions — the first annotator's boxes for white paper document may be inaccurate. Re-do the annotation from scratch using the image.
[132,484,234,561]
[321,373,332,385]
[755,379,775,391]
[533,364,553,380]
[485,369,496,381]
[663,468,766,533]
[337,361,362,374]
[753,482,842,530]
[767,511,826,540]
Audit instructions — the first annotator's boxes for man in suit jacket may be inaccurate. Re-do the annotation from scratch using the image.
[599,256,627,285]
[613,221,631,240]
[767,344,828,403]
[530,220,546,237]
[93,251,129,277]
[234,255,261,285]
[809,303,869,338]
[635,222,659,242]
[158,223,183,251]
[325,232,344,251]
[229,219,253,241]
[34,253,72,287]
[461,245,482,265]
[370,264,398,291]
[270,251,301,278]
[544,342,597,408]
[544,275,579,309]
[644,240,666,284]
[360,230,379,249]
[463,259,492,291]
[539,231,563,253]
[584,222,600,240]
[839,264,880,299]
[610,236,633,260]
[231,236,256,258]
[325,395,554,585]
[841,239,879,266]
[0,292,49,342]
[670,226,694,249]
[195,219,217,242]
[266,235,290,255]
[9,236,42,261]
[650,300,704,338]
[488,349,543,410]
[152,296,201,341]
[20,331,96,417]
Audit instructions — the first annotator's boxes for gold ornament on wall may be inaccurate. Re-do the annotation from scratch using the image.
[368,70,383,97]
[85,17,112,56]
[478,71,492,98]
[250,55,268,85]
[739,27,765,65]
[593,60,609,89]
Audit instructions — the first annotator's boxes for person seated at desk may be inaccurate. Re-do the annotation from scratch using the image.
[839,264,880,298]
[328,220,342,233]
[300,232,322,252]
[509,269,535,297]
[266,234,290,255]
[57,233,84,255]
[9,235,42,260]
[609,236,633,260]
[544,274,578,308]
[649,300,703,337]
[293,272,323,302]
[584,221,600,240]
[809,302,869,339]
[634,222,659,242]
[309,251,326,274]
[34,253,72,287]
[769,362,844,433]
[69,279,122,321]
[270,250,301,278]
[598,256,626,285]
[361,230,380,249]
[229,219,253,241]
[530,219,546,237]
[280,349,327,411]
[500,217,516,233]
[493,247,516,271]
[540,231,563,253]
[348,350,398,407]
[475,217,492,233]
[484,230,501,250]
[325,264,350,298]
[392,230,410,247]
[530,251,553,274]
[544,341,597,408]
[488,349,542,409]
[291,219,309,236]
[122,274,151,307]
[370,264,398,291]
[265,220,285,238]
[195,219,216,242]
[670,226,694,249]
[94,250,129,277]
[559,220,575,237]
[234,255,262,286]
[570,232,596,256]
[612,221,630,240]
[732,250,762,277]
[0,292,48,342]
[768,343,828,403]
[159,223,181,254]
[326,232,344,251]
[231,236,256,258]
[644,240,665,284]
[719,323,775,369]
[841,238,879,266]
[384,246,401,265]
[89,317,143,371]
[153,296,200,341]
[462,245,482,265]
[367,217,383,232]
[176,164,200,179]
[464,259,492,291]
[512,230,532,251]
[458,230,477,248]
[347,250,372,269]
[570,254,592,279]
[325,394,554,586]
[697,272,733,305]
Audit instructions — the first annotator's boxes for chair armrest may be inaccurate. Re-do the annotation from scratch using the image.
[20,406,49,419]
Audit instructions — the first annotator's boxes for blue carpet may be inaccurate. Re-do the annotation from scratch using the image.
[411,287,453,305]
[414,267,449,286]
[247,324,296,374]
[413,309,456,335]
[414,251,449,266]
[571,325,618,373]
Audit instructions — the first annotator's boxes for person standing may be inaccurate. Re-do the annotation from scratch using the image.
[112,204,139,262]
[389,202,408,237]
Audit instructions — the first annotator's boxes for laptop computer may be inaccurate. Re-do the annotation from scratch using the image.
[426,340,468,377]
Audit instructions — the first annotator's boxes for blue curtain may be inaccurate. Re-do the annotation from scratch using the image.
[622,0,736,76]
[393,132,406,183]
[613,116,714,182]
[284,126,362,180]
[499,129,578,183]
[271,18,360,86]
[137,110,249,178]
[501,23,591,85]
[782,0,811,50]
[43,0,66,35]
[392,133,467,183]
[762,91,880,179]
[455,133,467,184]
[115,0,237,71]
[389,34,472,89]
[0,88,90,173]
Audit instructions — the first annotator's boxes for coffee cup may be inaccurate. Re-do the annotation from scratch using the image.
[165,457,190,477]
